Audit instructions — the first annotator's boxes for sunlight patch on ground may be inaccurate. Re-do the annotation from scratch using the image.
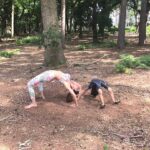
[144,98,150,104]
[0,98,12,107]
[74,132,103,150]
[101,58,116,63]
[124,100,135,106]
[0,143,10,150]
[0,57,9,63]
[141,106,150,114]
[101,114,112,121]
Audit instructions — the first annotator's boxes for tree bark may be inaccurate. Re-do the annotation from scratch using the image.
[117,0,127,49]
[41,0,66,66]
[11,2,14,37]
[138,0,147,46]
[92,1,98,43]
[61,0,66,48]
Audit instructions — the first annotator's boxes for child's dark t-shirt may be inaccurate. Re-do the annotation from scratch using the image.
[88,79,109,97]
[88,79,109,90]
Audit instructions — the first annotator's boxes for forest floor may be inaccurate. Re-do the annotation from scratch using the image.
[0,37,150,150]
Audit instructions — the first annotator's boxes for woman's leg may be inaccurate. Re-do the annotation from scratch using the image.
[37,82,45,99]
[25,82,37,109]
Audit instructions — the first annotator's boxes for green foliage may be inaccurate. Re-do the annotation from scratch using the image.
[16,36,41,45]
[0,49,20,58]
[116,54,150,73]
[66,34,72,42]
[125,26,136,33]
[108,26,118,34]
[15,0,41,35]
[98,13,113,36]
[78,44,86,50]
[42,27,61,49]
[119,54,139,68]
[77,40,116,51]
[99,40,116,48]
[103,144,109,150]
[138,55,150,68]
[146,25,150,35]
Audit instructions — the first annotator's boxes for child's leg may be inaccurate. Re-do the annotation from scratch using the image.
[25,82,37,109]
[37,82,45,99]
[108,87,115,102]
[108,87,120,104]
[98,89,105,106]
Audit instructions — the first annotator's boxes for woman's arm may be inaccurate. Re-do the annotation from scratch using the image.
[63,82,78,106]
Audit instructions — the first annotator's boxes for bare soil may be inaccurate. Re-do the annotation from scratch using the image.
[0,39,150,150]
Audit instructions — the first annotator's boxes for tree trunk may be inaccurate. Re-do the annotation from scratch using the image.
[79,25,83,38]
[92,1,98,43]
[66,13,69,33]
[61,0,66,48]
[117,0,127,49]
[11,2,14,37]
[1,18,6,36]
[41,0,66,66]
[138,0,147,46]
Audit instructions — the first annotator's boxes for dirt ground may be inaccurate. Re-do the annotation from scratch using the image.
[0,39,150,150]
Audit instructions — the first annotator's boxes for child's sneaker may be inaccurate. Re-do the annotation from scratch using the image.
[99,104,105,109]
[113,100,120,104]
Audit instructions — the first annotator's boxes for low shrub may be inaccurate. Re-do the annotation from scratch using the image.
[116,54,150,73]
[16,36,41,45]
[0,49,20,58]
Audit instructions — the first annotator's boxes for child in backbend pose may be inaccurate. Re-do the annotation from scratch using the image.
[25,70,80,109]
[78,77,120,108]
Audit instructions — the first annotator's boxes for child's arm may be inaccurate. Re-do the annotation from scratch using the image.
[78,88,89,100]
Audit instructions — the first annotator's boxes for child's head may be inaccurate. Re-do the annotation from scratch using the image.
[91,75,98,79]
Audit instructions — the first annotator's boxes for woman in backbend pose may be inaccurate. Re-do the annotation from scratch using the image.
[25,70,80,109]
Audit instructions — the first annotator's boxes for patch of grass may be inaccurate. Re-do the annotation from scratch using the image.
[108,26,118,34]
[99,40,117,48]
[138,55,150,69]
[78,44,86,50]
[0,49,20,58]
[77,40,117,50]
[146,25,150,35]
[125,26,136,33]
[16,35,41,45]
[103,144,109,150]
[115,54,150,73]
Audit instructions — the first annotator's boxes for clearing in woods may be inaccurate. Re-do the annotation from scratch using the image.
[0,37,150,150]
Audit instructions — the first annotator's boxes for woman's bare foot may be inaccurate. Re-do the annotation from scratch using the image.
[24,103,37,109]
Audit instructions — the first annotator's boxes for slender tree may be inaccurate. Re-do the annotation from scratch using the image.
[41,0,66,66]
[92,1,98,43]
[139,0,147,46]
[117,0,127,49]
[11,1,15,37]
[61,0,66,48]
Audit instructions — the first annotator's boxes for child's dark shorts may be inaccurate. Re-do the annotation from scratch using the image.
[88,79,109,97]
